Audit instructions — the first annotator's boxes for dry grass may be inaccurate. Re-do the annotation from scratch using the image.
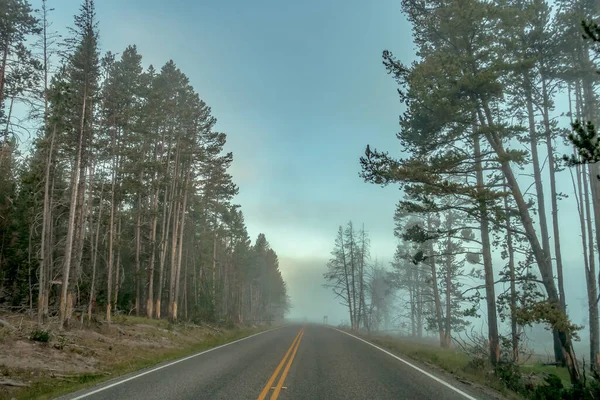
[0,312,271,400]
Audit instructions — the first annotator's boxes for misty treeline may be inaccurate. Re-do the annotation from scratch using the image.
[323,222,392,332]
[358,0,599,389]
[0,0,290,328]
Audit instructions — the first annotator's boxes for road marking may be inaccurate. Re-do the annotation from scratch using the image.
[271,329,303,399]
[333,328,479,400]
[67,326,287,400]
[257,327,303,400]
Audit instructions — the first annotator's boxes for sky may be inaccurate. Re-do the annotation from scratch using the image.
[41,0,595,355]
[46,0,412,324]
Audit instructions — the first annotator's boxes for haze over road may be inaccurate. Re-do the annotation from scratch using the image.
[59,325,487,400]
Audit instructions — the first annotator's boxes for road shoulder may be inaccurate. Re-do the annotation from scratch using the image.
[333,328,519,400]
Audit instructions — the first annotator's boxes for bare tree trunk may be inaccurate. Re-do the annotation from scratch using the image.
[59,88,87,329]
[156,137,176,319]
[426,215,444,346]
[347,225,358,330]
[106,126,118,327]
[504,179,518,362]
[212,232,217,314]
[443,212,452,348]
[146,150,160,318]
[0,31,10,111]
[44,170,55,318]
[584,166,600,371]
[37,4,52,325]
[167,178,181,322]
[70,158,88,319]
[135,171,143,316]
[88,176,104,322]
[541,77,566,313]
[416,267,423,338]
[569,81,599,372]
[38,124,55,326]
[338,228,354,330]
[525,86,565,365]
[113,214,122,312]
[154,175,171,319]
[173,168,191,322]
[478,103,581,383]
[359,225,367,331]
[473,131,500,365]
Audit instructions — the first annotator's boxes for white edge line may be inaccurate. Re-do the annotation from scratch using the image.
[333,328,479,400]
[68,325,287,400]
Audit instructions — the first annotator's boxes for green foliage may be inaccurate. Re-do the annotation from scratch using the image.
[495,362,524,393]
[515,301,583,341]
[564,120,600,166]
[29,329,50,342]
[0,0,289,327]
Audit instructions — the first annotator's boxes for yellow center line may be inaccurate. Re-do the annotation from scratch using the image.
[257,328,304,400]
[270,329,304,399]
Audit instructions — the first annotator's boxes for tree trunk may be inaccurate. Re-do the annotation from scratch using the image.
[584,166,600,372]
[473,132,500,365]
[525,86,565,366]
[426,215,445,346]
[37,12,53,324]
[59,89,87,329]
[38,124,55,326]
[146,156,160,318]
[70,159,87,318]
[444,212,453,348]
[156,179,170,319]
[338,227,354,330]
[504,179,518,362]
[88,176,104,322]
[478,103,581,383]
[212,232,217,314]
[135,171,143,316]
[173,168,190,322]
[113,215,122,312]
[106,125,118,326]
[0,31,10,110]
[541,76,566,313]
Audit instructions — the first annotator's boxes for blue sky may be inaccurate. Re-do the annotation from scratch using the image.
[45,0,413,323]
[44,1,593,353]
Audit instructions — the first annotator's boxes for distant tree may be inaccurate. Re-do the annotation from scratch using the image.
[323,222,370,331]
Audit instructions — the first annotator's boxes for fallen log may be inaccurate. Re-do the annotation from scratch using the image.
[0,318,16,330]
[0,379,30,387]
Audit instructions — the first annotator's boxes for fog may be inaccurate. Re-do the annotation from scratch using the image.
[3,0,600,384]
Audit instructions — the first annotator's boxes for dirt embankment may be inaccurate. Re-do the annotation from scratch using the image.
[0,312,264,400]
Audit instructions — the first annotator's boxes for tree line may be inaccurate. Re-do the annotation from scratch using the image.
[353,0,598,389]
[0,0,290,328]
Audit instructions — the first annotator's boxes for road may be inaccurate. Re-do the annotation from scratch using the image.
[59,325,489,400]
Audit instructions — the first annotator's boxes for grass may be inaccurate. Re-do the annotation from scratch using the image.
[5,323,272,400]
[110,315,171,328]
[525,363,571,387]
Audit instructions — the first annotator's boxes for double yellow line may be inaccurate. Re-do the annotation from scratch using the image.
[257,327,305,400]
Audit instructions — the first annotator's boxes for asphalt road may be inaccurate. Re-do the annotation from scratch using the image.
[58,325,489,400]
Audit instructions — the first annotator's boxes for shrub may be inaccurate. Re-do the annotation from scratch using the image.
[29,329,50,343]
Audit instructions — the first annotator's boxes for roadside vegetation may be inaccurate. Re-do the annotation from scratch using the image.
[0,311,273,400]
[325,0,600,399]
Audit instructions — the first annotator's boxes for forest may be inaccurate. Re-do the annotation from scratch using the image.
[327,0,600,395]
[0,0,290,328]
